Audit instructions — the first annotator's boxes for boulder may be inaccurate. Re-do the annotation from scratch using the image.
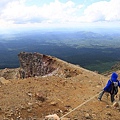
[45,114,60,120]
[113,101,119,108]
[0,77,10,85]
[85,113,91,119]
[35,91,47,102]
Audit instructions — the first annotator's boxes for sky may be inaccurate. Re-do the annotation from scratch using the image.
[0,0,120,30]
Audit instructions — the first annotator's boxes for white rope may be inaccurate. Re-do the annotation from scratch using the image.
[60,92,101,119]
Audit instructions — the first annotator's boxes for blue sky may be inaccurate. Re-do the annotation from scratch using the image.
[0,0,120,29]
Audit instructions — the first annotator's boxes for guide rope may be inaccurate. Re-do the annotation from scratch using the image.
[60,92,101,119]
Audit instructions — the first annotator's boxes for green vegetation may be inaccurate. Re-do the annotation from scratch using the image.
[0,29,120,73]
[84,61,117,73]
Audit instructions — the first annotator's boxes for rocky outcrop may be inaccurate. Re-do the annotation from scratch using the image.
[0,52,81,79]
[18,52,56,78]
[0,68,20,80]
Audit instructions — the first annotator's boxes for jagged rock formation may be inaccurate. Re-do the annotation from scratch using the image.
[0,52,81,79]
[18,52,56,78]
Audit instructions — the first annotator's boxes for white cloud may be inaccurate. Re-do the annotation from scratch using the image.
[1,1,45,24]
[82,0,120,22]
[40,0,81,23]
[0,0,15,7]
[105,0,120,21]
[0,0,81,25]
[0,0,120,28]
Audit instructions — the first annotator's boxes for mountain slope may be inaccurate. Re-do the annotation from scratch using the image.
[0,53,120,119]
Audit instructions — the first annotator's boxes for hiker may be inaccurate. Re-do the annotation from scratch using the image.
[98,72,120,102]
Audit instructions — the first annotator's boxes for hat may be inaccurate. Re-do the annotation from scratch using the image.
[111,72,118,81]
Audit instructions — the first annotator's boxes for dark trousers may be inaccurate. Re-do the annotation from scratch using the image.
[98,90,115,102]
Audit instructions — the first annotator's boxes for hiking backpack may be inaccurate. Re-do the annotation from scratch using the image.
[110,79,118,95]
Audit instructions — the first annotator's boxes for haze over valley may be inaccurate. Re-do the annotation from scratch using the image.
[0,27,120,73]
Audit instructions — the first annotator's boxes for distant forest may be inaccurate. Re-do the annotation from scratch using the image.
[0,29,120,73]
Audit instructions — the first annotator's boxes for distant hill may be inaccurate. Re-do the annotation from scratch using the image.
[103,62,120,76]
[0,30,120,73]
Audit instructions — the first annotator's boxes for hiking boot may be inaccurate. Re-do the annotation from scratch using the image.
[98,98,101,101]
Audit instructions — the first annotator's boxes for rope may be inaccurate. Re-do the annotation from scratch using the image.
[60,92,101,119]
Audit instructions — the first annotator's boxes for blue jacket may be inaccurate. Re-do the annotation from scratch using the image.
[104,72,120,93]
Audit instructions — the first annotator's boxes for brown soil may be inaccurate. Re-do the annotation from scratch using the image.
[0,57,120,120]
